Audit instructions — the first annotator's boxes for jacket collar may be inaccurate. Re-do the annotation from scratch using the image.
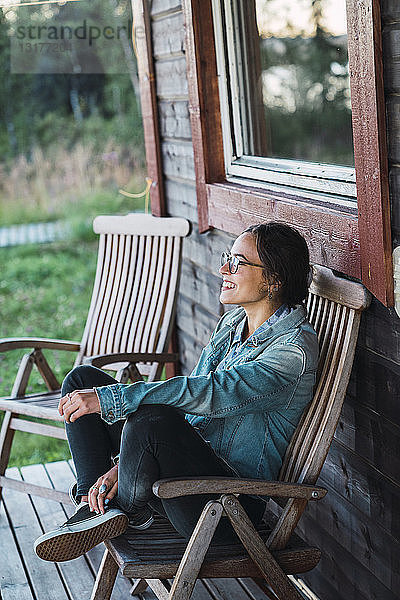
[224,305,307,346]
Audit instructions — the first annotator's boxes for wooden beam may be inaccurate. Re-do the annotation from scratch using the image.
[0,475,71,504]
[183,0,225,232]
[10,418,66,440]
[132,0,166,216]
[347,0,394,305]
[207,182,361,278]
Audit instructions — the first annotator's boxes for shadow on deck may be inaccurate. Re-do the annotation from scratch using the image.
[0,460,279,600]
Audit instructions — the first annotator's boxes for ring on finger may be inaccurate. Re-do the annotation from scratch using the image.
[91,485,99,492]
[99,484,107,495]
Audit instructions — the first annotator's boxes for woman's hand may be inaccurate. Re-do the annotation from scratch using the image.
[88,465,119,514]
[58,389,100,423]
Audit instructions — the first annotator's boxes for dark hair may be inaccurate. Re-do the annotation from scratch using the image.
[244,222,310,308]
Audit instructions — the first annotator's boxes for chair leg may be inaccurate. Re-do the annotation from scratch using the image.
[221,495,304,600]
[169,500,224,600]
[253,577,280,600]
[146,579,171,600]
[0,411,16,505]
[90,548,119,600]
[130,579,149,595]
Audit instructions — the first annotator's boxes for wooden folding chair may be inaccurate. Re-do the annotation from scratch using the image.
[90,265,370,600]
[0,213,190,503]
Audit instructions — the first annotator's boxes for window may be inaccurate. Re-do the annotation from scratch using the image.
[183,0,393,305]
[212,0,356,207]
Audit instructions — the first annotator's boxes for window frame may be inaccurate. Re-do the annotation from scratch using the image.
[213,0,357,199]
[182,0,394,306]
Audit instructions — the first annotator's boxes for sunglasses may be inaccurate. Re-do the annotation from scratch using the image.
[220,252,264,275]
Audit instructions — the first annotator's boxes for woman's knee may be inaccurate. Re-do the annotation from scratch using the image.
[61,365,117,396]
[61,365,100,395]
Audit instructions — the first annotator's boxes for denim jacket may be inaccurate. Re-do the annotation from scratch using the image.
[96,305,319,481]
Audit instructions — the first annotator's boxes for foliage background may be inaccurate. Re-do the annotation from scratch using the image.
[0,1,146,467]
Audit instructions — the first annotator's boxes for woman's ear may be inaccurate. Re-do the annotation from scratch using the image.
[260,277,281,298]
[272,280,281,292]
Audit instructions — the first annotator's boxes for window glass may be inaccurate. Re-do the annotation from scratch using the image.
[227,0,354,167]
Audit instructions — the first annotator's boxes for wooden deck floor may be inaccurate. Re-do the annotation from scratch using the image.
[0,460,274,600]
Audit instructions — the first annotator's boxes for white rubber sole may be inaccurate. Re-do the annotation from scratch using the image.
[34,509,128,562]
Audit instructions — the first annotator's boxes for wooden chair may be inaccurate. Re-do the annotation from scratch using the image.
[0,213,190,504]
[90,264,370,600]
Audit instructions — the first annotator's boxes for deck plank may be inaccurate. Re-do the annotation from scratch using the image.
[44,459,135,600]
[0,501,34,600]
[1,461,275,600]
[2,467,69,600]
[238,578,275,599]
[204,578,256,599]
[20,463,95,600]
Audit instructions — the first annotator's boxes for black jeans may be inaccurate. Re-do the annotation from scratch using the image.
[62,365,265,543]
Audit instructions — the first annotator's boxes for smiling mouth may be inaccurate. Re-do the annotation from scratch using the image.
[222,280,236,290]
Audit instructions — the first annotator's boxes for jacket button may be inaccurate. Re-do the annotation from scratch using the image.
[108,411,114,419]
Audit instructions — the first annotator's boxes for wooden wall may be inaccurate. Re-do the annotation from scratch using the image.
[148,1,400,598]
[149,0,234,371]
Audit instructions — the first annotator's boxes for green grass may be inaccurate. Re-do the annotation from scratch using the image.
[0,239,97,467]
[0,192,143,467]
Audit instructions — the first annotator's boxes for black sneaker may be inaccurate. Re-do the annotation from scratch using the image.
[67,483,153,529]
[128,506,154,530]
[34,503,128,562]
[68,481,79,506]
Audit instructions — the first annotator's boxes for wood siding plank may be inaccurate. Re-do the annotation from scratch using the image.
[320,441,400,540]
[299,512,399,600]
[159,100,192,140]
[152,12,185,58]
[155,57,188,98]
[151,0,182,16]
[161,140,195,180]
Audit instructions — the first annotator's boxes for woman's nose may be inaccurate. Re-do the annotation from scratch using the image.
[219,261,229,275]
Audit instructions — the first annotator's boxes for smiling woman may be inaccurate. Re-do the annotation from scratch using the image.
[34,221,319,564]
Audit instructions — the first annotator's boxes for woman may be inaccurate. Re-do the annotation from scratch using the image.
[34,222,319,562]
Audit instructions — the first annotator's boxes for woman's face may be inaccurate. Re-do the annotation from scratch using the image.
[219,233,269,308]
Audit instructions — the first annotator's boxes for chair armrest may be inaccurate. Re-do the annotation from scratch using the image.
[153,477,327,501]
[86,352,179,369]
[0,337,81,353]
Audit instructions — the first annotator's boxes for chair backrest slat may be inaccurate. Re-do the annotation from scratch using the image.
[148,237,182,380]
[279,266,370,487]
[107,235,134,354]
[269,265,370,551]
[102,235,128,355]
[132,236,159,352]
[82,233,115,358]
[119,235,146,353]
[91,234,122,356]
[76,214,190,375]
[141,236,167,353]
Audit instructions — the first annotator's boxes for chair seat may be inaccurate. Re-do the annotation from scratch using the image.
[106,513,321,579]
[0,390,62,420]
